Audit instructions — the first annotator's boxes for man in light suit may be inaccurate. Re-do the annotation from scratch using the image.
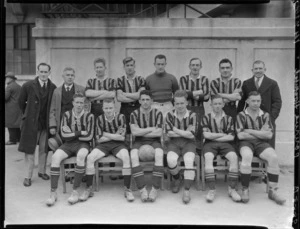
[237,60,282,148]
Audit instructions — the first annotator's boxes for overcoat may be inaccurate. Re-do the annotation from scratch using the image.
[18,77,56,154]
[5,81,22,128]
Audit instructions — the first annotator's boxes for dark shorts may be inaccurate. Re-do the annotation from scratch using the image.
[203,141,236,157]
[59,140,90,157]
[239,139,273,156]
[132,137,162,150]
[94,140,128,157]
[167,137,196,156]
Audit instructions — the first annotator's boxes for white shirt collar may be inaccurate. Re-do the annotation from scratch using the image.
[72,109,85,119]
[211,110,226,119]
[38,78,48,87]
[104,112,116,121]
[189,73,202,80]
[173,109,190,119]
[254,75,264,87]
[245,108,264,116]
[64,84,74,90]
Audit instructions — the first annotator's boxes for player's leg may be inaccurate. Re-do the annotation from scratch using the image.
[225,151,241,202]
[116,148,134,202]
[130,147,147,202]
[204,151,216,202]
[80,148,106,201]
[46,149,68,206]
[149,147,164,202]
[239,146,254,203]
[182,151,195,204]
[167,151,180,193]
[259,147,286,205]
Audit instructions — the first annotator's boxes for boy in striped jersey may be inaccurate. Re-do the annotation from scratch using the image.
[46,93,94,206]
[202,95,241,203]
[130,90,164,202]
[117,57,146,135]
[179,58,210,150]
[81,98,134,202]
[165,90,197,204]
[85,58,116,118]
[236,91,286,205]
[210,58,242,118]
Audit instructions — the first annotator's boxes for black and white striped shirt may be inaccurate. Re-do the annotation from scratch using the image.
[95,113,126,139]
[202,112,234,135]
[130,108,163,129]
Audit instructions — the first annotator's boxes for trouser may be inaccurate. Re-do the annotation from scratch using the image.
[8,128,21,142]
[24,129,48,179]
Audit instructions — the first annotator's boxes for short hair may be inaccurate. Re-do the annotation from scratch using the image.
[103,98,115,104]
[63,67,75,74]
[247,91,261,99]
[219,58,232,68]
[139,90,152,99]
[211,94,223,102]
[253,60,265,68]
[189,58,202,67]
[94,58,106,67]
[174,90,188,100]
[37,63,51,71]
[154,54,166,63]
[123,57,135,65]
[73,92,85,100]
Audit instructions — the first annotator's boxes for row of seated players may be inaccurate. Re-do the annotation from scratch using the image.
[46,89,286,207]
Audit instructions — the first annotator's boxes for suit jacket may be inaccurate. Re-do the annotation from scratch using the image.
[18,77,56,154]
[237,75,282,121]
[5,80,22,128]
[49,83,85,134]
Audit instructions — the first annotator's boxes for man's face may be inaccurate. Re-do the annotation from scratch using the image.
[246,95,261,111]
[72,97,85,113]
[37,65,51,82]
[124,60,135,76]
[189,59,201,76]
[252,63,266,78]
[219,62,232,78]
[174,96,188,113]
[103,102,115,117]
[211,98,224,113]
[154,58,166,73]
[62,70,75,85]
[139,94,152,110]
[94,62,106,77]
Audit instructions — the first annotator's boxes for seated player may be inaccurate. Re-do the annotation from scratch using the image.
[165,90,196,204]
[202,95,241,203]
[236,91,286,205]
[46,93,94,206]
[130,90,164,202]
[81,98,134,202]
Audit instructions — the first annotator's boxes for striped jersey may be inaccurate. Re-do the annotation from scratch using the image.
[201,112,234,135]
[130,108,163,129]
[117,75,146,94]
[165,109,196,136]
[60,109,94,142]
[95,113,126,139]
[236,108,273,133]
[179,75,210,106]
[85,77,116,104]
[210,77,242,106]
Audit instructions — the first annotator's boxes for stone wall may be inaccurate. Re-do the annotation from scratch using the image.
[32,18,295,166]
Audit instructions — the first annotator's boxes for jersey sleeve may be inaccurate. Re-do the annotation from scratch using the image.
[156,110,163,128]
[262,112,274,133]
[210,79,219,96]
[139,76,146,89]
[188,112,196,135]
[109,78,117,91]
[79,113,94,142]
[234,78,242,96]
[165,112,174,132]
[226,116,235,136]
[95,116,103,140]
[202,77,210,99]
[236,112,246,133]
[130,111,138,126]
[60,112,80,141]
[118,114,127,136]
[85,79,94,91]
[117,77,124,91]
[201,115,211,133]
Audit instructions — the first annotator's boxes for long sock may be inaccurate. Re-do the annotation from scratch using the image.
[50,167,60,191]
[184,169,195,190]
[152,166,164,189]
[122,167,132,189]
[205,168,215,190]
[132,165,145,190]
[73,165,85,189]
[173,173,180,180]
[86,174,94,187]
[228,170,239,189]
[240,174,251,188]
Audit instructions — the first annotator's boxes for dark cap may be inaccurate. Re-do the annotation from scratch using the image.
[5,72,17,80]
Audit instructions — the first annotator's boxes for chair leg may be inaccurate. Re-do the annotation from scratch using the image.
[195,156,201,191]
[61,163,66,194]
[201,155,206,191]
[167,170,171,190]
[95,161,99,192]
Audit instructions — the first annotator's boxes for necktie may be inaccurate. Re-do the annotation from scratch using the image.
[255,77,260,89]
[42,82,46,91]
[66,86,70,92]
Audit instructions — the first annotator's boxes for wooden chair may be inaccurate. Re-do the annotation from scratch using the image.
[60,156,76,193]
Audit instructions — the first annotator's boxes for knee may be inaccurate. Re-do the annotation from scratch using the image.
[130,150,139,167]
[118,149,130,164]
[76,150,88,164]
[51,151,64,167]
[266,153,278,166]
[154,149,164,164]
[240,149,253,166]
[227,152,238,164]
[167,152,178,167]
[204,153,214,164]
[183,152,195,167]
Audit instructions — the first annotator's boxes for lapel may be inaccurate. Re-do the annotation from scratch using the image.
[249,76,257,91]
[32,77,41,100]
[74,83,80,93]
[258,75,271,94]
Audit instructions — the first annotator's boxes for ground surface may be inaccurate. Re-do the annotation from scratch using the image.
[4,133,294,228]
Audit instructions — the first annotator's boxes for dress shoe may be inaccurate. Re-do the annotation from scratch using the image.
[38,173,50,180]
[5,141,17,145]
[23,178,31,187]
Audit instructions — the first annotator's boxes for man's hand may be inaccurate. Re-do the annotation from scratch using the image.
[49,128,56,135]
[62,126,72,133]
[116,127,126,135]
[261,125,271,131]
[81,131,88,135]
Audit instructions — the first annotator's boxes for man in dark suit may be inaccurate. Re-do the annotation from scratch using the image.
[18,63,57,187]
[5,72,22,145]
[237,60,282,148]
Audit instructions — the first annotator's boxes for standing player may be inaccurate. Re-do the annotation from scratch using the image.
[130,90,164,202]
[46,93,94,206]
[210,58,242,118]
[179,57,210,150]
[165,90,196,204]
[80,98,134,202]
[202,95,241,203]
[117,57,146,135]
[236,91,286,205]
[85,58,116,118]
